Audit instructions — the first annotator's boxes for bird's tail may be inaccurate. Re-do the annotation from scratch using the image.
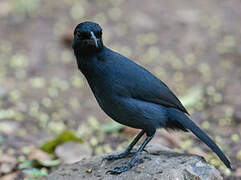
[167,108,231,169]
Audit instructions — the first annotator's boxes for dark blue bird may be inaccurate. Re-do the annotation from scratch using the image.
[72,21,231,174]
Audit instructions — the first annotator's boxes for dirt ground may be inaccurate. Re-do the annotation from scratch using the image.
[0,0,241,179]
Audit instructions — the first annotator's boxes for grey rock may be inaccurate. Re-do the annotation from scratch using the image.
[47,145,223,180]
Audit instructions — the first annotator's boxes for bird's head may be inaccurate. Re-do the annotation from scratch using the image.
[72,21,103,55]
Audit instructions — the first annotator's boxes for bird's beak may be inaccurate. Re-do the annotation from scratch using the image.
[90,31,99,48]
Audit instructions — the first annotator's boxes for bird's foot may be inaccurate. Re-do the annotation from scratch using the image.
[102,151,134,161]
[106,165,131,174]
[143,148,149,153]
[106,157,148,174]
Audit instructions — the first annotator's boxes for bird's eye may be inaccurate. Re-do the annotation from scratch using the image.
[76,31,89,39]
[76,31,81,38]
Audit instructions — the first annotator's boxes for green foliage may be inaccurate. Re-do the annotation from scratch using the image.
[33,159,61,167]
[23,168,47,177]
[40,131,83,154]
[19,160,33,169]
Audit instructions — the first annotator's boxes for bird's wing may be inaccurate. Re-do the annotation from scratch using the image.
[107,49,189,114]
[114,61,189,114]
[131,77,189,115]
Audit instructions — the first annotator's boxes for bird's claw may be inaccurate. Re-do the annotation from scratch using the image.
[134,158,145,165]
[106,165,131,174]
[102,152,134,162]
[143,156,151,160]
[143,149,149,153]
[106,157,148,174]
[102,154,121,161]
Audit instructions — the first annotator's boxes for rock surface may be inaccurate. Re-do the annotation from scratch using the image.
[47,145,223,180]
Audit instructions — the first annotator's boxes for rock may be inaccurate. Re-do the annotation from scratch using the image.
[47,145,223,180]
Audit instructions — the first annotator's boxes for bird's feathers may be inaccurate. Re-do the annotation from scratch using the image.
[99,48,189,115]
[73,21,230,169]
[167,108,231,169]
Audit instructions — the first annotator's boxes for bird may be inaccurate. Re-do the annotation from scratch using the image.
[71,21,231,174]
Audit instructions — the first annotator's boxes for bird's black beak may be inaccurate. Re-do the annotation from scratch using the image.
[90,31,99,48]
[72,31,99,50]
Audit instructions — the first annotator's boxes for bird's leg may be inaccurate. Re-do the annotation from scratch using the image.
[103,130,145,161]
[107,133,154,174]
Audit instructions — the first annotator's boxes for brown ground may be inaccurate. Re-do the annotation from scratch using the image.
[0,0,241,179]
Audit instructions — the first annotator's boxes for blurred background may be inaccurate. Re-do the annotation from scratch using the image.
[0,0,241,179]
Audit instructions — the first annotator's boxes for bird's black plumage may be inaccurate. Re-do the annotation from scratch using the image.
[72,21,231,174]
